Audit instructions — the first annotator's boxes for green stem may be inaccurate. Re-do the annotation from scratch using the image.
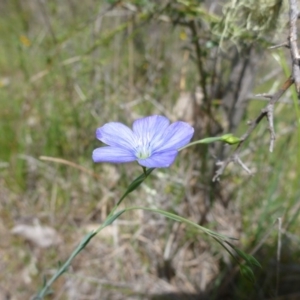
[179,136,224,151]
[34,231,97,299]
[142,166,147,175]
[34,168,154,299]
[34,134,237,298]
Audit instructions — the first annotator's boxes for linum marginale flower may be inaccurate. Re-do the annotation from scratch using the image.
[92,115,194,168]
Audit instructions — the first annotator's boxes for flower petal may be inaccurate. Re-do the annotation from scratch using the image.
[154,121,194,152]
[137,150,178,168]
[96,122,136,150]
[132,115,170,142]
[93,147,136,163]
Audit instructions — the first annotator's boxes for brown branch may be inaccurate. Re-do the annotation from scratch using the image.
[213,76,294,182]
[268,41,290,49]
[213,0,300,181]
[255,93,273,99]
[189,20,209,104]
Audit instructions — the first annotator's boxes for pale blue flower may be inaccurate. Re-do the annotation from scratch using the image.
[92,115,194,168]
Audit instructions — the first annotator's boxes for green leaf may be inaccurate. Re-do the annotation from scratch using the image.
[117,168,155,205]
[239,264,256,283]
[236,249,261,268]
[79,231,98,246]
[226,242,261,268]
[125,206,233,240]
[103,210,126,227]
[246,255,262,268]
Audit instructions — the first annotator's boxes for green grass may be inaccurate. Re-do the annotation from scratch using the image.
[1,1,300,299]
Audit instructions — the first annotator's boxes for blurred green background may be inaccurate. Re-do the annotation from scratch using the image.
[1,0,300,299]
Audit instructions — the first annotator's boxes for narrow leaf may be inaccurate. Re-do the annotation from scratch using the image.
[103,210,125,227]
[240,264,256,283]
[246,255,262,268]
[226,241,261,268]
[125,206,233,240]
[117,168,154,205]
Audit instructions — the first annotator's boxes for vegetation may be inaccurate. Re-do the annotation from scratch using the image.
[1,0,300,299]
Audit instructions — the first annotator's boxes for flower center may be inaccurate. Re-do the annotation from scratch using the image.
[136,149,150,159]
[135,134,152,159]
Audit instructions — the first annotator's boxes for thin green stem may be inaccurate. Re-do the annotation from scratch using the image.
[34,134,238,298]
[34,231,98,299]
[34,168,154,299]
[142,166,147,175]
[179,137,225,151]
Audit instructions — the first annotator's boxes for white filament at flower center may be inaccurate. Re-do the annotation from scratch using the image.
[135,133,152,159]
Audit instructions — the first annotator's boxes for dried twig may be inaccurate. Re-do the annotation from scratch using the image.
[39,156,102,180]
[268,41,290,50]
[213,0,300,181]
[213,77,294,182]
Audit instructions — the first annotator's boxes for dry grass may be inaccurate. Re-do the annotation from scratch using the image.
[1,1,300,299]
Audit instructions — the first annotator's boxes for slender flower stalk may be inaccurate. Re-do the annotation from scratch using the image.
[34,118,249,299]
[93,115,194,168]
